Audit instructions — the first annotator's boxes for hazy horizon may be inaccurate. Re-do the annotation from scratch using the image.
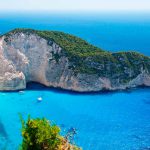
[0,0,150,12]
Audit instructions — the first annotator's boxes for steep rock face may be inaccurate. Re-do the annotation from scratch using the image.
[0,29,150,92]
[0,37,25,90]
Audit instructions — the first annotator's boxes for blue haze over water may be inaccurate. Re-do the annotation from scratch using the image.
[0,12,150,55]
[0,12,150,150]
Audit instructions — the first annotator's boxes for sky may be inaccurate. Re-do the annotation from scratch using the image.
[0,0,150,12]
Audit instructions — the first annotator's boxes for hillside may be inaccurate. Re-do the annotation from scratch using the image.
[0,28,150,92]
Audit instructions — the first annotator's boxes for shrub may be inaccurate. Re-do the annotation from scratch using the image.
[20,116,61,150]
[20,115,81,150]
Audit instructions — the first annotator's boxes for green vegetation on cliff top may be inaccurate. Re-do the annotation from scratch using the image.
[4,28,150,83]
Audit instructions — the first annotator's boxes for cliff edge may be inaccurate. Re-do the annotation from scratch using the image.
[0,28,150,92]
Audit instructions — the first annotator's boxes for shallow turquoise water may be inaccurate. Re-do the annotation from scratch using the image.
[0,84,150,150]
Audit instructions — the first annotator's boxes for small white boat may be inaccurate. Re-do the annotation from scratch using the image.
[37,97,43,102]
[19,91,25,94]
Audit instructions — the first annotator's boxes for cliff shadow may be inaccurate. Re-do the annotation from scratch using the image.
[25,82,135,96]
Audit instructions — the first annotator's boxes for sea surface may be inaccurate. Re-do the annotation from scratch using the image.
[0,12,150,150]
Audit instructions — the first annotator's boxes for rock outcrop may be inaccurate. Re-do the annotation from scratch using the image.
[0,28,150,92]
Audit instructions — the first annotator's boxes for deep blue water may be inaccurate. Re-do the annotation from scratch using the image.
[0,12,150,55]
[0,12,150,150]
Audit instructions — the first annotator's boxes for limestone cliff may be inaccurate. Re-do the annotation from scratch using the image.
[0,28,150,92]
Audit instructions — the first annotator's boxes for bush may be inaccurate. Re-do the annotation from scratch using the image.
[20,116,81,150]
[20,116,61,150]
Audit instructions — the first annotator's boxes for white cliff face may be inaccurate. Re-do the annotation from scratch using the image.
[0,37,26,90]
[0,32,112,91]
[0,32,150,92]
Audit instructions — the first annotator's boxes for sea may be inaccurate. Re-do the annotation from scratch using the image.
[0,12,150,150]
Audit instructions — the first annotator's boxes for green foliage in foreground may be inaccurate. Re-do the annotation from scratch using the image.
[20,116,61,150]
[5,29,150,83]
[19,116,81,150]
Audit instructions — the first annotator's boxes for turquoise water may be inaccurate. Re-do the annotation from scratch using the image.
[0,12,150,149]
[0,84,150,150]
